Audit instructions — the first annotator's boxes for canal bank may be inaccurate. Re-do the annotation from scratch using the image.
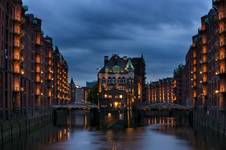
[0,111,52,144]
[193,109,226,136]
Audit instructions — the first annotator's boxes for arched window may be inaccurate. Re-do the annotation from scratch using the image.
[122,77,126,84]
[118,77,121,84]
[102,78,106,84]
[112,77,116,84]
[108,77,111,84]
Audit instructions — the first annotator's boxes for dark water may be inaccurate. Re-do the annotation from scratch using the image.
[2,111,226,150]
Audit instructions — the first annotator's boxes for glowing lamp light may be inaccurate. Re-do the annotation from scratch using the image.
[119,94,123,99]
[215,90,219,94]
[21,87,24,92]
[107,113,112,118]
[114,102,119,108]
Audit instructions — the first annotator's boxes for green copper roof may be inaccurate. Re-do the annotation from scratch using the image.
[113,65,120,73]
[125,59,134,71]
[205,18,209,24]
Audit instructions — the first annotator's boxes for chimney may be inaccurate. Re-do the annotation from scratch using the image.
[104,56,109,65]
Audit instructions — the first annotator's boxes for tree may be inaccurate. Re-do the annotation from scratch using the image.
[87,84,98,105]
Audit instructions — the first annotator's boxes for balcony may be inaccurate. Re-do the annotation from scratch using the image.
[36,67,41,73]
[48,74,52,80]
[13,53,20,61]
[216,56,226,62]
[14,38,21,48]
[14,14,22,24]
[219,16,226,22]
[14,79,20,92]
[216,70,226,77]
[35,56,41,64]
[220,88,226,94]
[13,63,20,74]
[36,88,41,96]
[219,30,226,37]
[48,90,52,97]
[48,52,52,58]
[36,75,41,83]
[35,35,41,46]
[13,25,21,35]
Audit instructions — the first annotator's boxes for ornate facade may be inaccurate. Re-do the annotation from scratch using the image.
[98,54,145,110]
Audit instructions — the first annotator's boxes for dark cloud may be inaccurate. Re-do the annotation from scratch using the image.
[23,0,211,85]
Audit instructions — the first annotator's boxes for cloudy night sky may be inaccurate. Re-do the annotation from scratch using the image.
[23,0,212,86]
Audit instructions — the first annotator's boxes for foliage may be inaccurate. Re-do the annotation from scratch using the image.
[87,84,98,105]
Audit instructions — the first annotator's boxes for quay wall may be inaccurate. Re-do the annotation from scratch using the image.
[193,109,226,136]
[0,112,52,144]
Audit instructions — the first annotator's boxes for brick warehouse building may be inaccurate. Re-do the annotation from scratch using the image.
[0,0,71,119]
[98,54,145,110]
[146,78,175,104]
[183,0,226,109]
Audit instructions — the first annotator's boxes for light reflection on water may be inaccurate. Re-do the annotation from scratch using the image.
[2,112,226,150]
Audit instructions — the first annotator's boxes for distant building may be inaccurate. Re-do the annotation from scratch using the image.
[75,86,83,102]
[74,86,90,102]
[147,78,175,104]
[98,54,146,110]
[70,78,76,103]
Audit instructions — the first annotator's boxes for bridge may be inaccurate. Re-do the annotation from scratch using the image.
[52,101,98,110]
[137,103,191,111]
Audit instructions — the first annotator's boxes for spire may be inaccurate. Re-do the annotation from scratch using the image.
[70,78,75,85]
[55,46,59,53]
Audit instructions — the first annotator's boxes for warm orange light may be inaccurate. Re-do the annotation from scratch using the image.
[14,37,20,47]
[14,8,21,21]
[14,79,20,92]
[14,50,20,60]
[36,75,41,82]
[218,11,225,20]
[14,63,20,73]
[14,25,21,34]
[114,102,119,108]
[36,66,41,73]
[36,34,41,45]
[36,55,41,63]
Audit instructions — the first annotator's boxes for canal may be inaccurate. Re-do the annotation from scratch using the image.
[1,111,226,150]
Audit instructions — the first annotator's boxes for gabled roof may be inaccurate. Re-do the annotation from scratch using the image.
[125,59,134,71]
[99,54,135,74]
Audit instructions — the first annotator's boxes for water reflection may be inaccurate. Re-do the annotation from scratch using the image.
[2,111,226,150]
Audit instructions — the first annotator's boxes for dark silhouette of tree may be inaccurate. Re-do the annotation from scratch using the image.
[87,84,98,105]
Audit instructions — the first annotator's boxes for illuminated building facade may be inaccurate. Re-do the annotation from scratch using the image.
[0,0,71,119]
[147,78,175,104]
[53,47,71,105]
[98,54,145,110]
[0,0,24,118]
[184,0,226,109]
